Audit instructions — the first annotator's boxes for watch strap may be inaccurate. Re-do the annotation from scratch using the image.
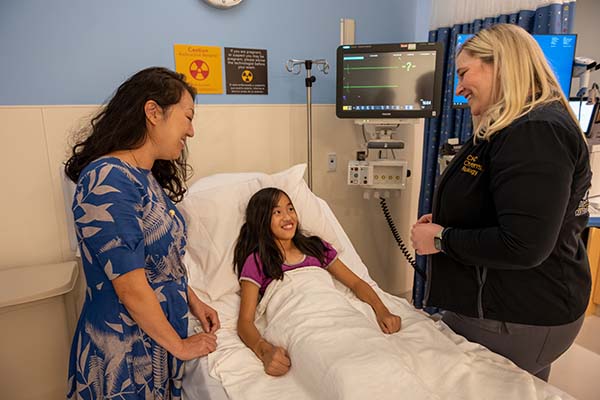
[440,227,452,253]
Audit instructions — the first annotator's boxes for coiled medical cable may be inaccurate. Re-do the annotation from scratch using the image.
[379,197,426,279]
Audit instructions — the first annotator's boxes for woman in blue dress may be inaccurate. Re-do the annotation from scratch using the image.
[64,67,220,399]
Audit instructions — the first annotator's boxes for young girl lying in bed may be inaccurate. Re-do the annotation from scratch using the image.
[233,187,401,376]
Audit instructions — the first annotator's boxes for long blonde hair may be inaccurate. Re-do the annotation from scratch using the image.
[459,24,579,141]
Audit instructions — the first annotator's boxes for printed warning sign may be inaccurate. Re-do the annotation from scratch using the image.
[174,44,223,94]
[225,47,268,95]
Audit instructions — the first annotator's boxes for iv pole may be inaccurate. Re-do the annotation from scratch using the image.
[285,59,329,190]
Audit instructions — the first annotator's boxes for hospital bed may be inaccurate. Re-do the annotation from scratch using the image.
[178,164,574,400]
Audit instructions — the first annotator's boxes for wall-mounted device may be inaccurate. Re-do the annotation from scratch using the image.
[582,99,600,148]
[366,139,405,150]
[338,44,436,274]
[439,137,461,174]
[347,160,408,190]
[573,57,599,98]
[336,42,444,119]
[569,98,598,137]
[452,33,577,108]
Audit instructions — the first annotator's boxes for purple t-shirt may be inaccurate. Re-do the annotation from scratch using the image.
[240,240,338,294]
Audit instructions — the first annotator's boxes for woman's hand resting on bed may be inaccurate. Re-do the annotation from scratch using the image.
[175,332,218,361]
[188,287,221,334]
[376,310,402,334]
[257,340,291,376]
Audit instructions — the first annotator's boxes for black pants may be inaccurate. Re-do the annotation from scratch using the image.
[442,311,585,381]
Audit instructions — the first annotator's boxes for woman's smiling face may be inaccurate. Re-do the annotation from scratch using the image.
[455,51,495,116]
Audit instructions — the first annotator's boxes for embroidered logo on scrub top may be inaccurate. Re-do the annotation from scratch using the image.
[461,154,484,176]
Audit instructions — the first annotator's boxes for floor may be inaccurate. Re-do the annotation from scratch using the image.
[548,313,600,400]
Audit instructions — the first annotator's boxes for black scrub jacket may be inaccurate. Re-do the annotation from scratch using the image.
[426,101,592,326]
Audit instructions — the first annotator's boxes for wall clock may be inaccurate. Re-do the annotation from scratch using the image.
[203,0,243,9]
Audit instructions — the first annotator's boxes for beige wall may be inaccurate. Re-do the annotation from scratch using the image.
[0,104,423,296]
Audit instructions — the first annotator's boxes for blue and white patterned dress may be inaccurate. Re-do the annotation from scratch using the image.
[67,157,190,400]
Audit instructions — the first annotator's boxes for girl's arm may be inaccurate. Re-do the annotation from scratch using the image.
[188,286,220,334]
[113,269,217,361]
[328,259,401,334]
[237,281,291,376]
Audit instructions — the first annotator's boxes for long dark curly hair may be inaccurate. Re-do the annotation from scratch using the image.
[64,67,197,202]
[233,187,326,281]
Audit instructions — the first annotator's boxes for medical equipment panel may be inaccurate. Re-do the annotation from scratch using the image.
[347,160,408,190]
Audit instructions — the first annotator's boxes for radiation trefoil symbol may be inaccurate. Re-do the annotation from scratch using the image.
[190,60,210,81]
[241,70,253,83]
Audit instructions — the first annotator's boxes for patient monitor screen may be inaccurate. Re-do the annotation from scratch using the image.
[336,42,443,119]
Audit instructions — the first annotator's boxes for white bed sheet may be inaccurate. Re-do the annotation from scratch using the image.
[182,356,229,400]
[182,278,574,400]
[179,165,574,400]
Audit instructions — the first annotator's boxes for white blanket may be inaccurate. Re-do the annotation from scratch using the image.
[203,267,568,400]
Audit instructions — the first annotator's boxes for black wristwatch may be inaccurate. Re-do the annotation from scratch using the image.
[434,227,450,253]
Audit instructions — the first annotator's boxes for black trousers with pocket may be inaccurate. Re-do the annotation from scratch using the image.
[442,311,585,381]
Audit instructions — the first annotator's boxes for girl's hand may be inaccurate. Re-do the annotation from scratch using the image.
[189,297,221,334]
[258,341,291,376]
[376,310,402,334]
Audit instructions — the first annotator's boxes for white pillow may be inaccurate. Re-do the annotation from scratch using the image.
[187,171,266,194]
[179,164,375,301]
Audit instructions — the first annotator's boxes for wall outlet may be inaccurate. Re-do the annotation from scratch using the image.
[327,153,337,172]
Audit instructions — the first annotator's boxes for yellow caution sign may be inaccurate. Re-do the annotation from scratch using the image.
[241,70,253,83]
[174,44,223,94]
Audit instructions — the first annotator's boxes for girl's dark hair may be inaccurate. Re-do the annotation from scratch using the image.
[233,187,326,280]
[64,67,197,202]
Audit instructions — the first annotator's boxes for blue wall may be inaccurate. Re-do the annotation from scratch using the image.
[0,0,425,105]
[415,0,432,41]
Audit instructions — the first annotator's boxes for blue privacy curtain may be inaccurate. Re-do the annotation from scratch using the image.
[413,0,577,309]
